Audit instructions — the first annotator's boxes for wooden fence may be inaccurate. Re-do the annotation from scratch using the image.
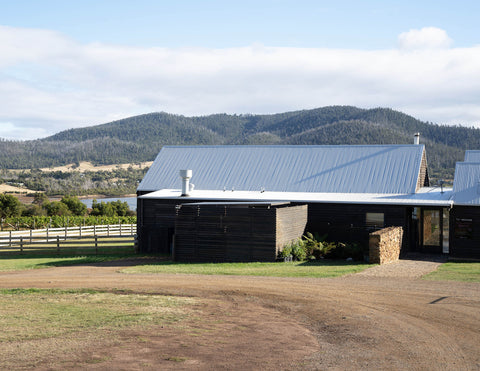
[0,224,137,253]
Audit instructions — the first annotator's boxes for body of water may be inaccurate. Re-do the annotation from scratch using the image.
[80,196,137,211]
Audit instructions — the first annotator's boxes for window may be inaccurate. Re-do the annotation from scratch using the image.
[366,213,384,229]
[454,218,473,239]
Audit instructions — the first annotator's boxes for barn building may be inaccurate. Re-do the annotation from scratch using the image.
[134,138,480,261]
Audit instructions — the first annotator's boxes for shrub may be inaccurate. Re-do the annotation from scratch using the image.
[326,242,364,261]
[279,233,365,262]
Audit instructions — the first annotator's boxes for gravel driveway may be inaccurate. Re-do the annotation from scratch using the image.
[356,253,448,278]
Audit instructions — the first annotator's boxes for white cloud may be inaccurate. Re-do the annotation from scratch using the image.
[0,25,479,140]
[398,27,453,50]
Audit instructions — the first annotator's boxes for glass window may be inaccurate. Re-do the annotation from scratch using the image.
[423,209,441,246]
[454,218,473,239]
[366,213,384,229]
[442,208,449,253]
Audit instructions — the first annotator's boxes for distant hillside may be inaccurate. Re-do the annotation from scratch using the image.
[1,106,479,182]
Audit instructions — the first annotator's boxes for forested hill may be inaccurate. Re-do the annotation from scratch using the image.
[1,106,479,181]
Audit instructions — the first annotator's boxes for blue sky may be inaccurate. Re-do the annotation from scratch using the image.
[1,0,480,139]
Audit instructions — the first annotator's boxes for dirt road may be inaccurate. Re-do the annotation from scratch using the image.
[0,260,479,370]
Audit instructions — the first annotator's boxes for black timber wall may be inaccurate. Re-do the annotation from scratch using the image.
[300,203,411,250]
[174,204,307,262]
[138,196,411,255]
[137,197,198,254]
[450,206,480,259]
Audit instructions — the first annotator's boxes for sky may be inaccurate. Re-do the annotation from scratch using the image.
[1,0,480,140]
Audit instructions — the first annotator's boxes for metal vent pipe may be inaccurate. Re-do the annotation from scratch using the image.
[179,169,192,196]
[414,133,420,145]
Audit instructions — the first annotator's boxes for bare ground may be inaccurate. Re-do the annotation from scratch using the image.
[0,258,479,370]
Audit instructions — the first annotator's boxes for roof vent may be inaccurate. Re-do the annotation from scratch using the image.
[414,133,420,145]
[179,170,192,196]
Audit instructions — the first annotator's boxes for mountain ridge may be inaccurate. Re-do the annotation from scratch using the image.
[1,106,479,181]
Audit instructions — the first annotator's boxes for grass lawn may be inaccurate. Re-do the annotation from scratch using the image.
[0,288,193,342]
[0,248,138,271]
[423,261,480,282]
[122,260,373,278]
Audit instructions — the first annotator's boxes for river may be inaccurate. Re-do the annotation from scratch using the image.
[80,196,137,211]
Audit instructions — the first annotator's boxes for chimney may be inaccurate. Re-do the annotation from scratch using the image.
[179,170,192,196]
[414,133,420,145]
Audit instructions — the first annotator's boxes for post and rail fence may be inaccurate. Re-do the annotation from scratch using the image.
[0,224,137,253]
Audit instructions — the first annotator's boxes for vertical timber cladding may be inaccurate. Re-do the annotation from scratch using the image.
[174,203,308,262]
[137,197,198,254]
[450,206,480,259]
[304,203,409,248]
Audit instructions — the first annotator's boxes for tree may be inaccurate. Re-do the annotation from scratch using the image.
[0,194,23,218]
[60,195,87,216]
[32,192,49,206]
[111,200,130,216]
[45,201,71,216]
[90,200,115,217]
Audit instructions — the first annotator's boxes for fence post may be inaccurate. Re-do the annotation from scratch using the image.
[30,229,32,244]
[131,223,133,235]
[9,231,11,248]
[46,227,49,243]
[57,236,60,252]
[20,236,23,254]
[65,225,68,240]
[119,221,122,236]
[95,235,98,254]
[107,224,110,237]
[94,224,96,235]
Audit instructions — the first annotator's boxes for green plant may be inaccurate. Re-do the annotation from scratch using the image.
[291,240,307,261]
[326,242,364,261]
[278,244,293,259]
[303,232,336,259]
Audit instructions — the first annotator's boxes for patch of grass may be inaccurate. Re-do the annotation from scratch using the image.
[0,289,194,342]
[122,260,372,278]
[164,356,188,362]
[423,262,480,282]
[0,250,139,271]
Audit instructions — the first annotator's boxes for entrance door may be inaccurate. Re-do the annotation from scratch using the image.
[421,208,443,253]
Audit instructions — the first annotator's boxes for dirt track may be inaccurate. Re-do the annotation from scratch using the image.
[1,260,479,370]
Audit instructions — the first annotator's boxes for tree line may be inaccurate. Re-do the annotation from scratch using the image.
[0,193,135,219]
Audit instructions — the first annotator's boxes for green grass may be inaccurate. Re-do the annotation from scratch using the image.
[122,260,372,278]
[0,249,138,271]
[0,288,193,342]
[423,262,480,282]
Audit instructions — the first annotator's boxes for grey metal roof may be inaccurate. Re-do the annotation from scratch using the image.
[138,145,426,194]
[452,162,480,205]
[464,150,480,162]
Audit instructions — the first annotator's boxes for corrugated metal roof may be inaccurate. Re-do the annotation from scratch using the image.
[464,150,480,162]
[139,187,453,207]
[138,145,425,194]
[452,162,480,205]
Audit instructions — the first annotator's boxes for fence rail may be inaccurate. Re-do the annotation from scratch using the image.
[0,224,137,252]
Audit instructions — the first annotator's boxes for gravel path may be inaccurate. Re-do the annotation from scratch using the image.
[356,253,448,278]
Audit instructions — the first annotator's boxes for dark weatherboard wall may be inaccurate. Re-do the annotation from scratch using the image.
[450,206,480,259]
[174,203,307,262]
[137,196,414,258]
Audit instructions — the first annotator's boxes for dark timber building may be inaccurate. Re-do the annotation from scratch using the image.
[136,143,479,261]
